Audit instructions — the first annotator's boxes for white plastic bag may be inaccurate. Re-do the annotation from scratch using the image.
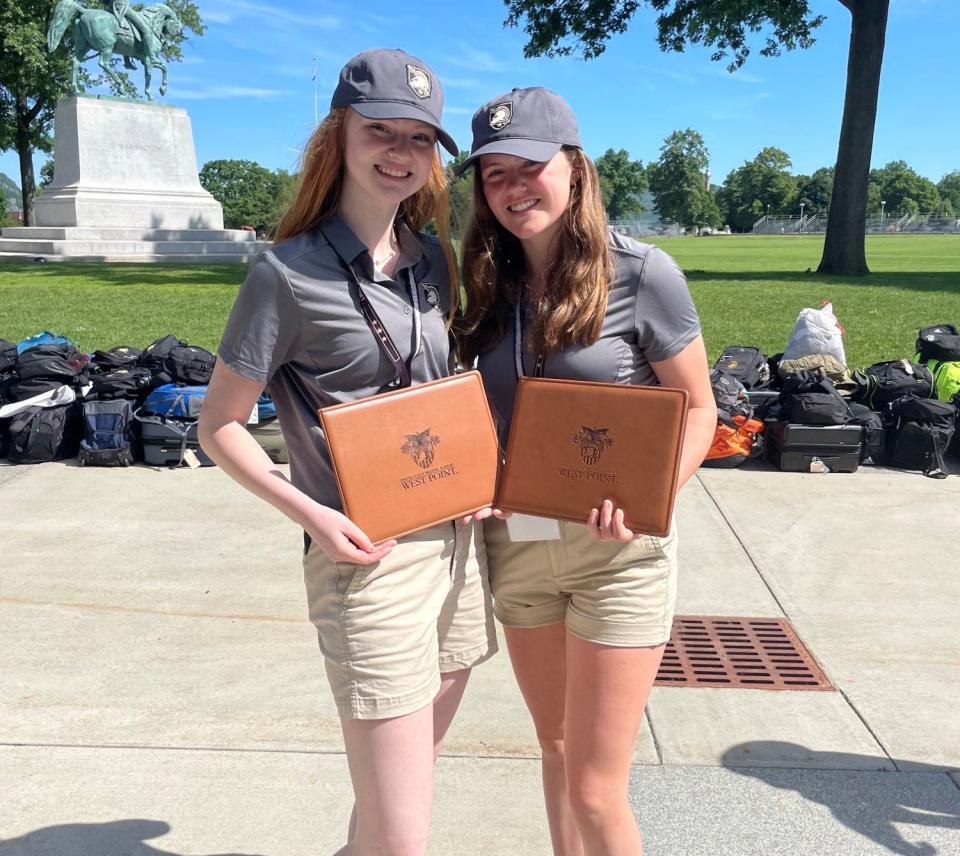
[782,302,846,367]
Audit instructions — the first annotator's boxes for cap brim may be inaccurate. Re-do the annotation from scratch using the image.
[350,101,459,157]
[453,139,562,177]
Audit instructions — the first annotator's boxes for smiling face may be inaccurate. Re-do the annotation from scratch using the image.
[479,151,578,251]
[341,108,438,213]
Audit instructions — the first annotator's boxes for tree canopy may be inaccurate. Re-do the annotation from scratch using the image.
[647,129,719,232]
[502,0,892,275]
[718,147,797,232]
[595,148,646,221]
[199,159,290,231]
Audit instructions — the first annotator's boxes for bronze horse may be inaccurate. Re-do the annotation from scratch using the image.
[47,1,182,100]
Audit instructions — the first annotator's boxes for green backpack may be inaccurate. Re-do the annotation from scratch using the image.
[917,357,960,402]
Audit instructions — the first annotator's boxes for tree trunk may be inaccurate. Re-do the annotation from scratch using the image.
[16,124,37,228]
[817,0,889,275]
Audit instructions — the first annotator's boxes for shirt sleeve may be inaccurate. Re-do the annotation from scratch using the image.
[217,253,301,383]
[634,246,702,363]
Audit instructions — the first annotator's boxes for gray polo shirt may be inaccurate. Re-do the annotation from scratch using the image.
[218,215,452,510]
[479,230,701,442]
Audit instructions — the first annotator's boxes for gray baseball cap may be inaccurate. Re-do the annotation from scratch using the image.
[331,48,458,156]
[454,87,581,176]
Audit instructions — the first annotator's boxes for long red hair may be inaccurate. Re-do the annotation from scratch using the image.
[274,108,459,321]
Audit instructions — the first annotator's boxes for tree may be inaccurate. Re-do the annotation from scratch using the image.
[719,147,797,231]
[503,0,892,275]
[871,160,941,215]
[937,171,960,215]
[199,159,288,230]
[38,157,54,189]
[1,0,204,226]
[594,148,646,221]
[445,151,474,240]
[795,166,834,216]
[647,129,719,232]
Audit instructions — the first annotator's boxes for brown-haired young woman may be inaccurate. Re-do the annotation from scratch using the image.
[198,49,497,856]
[457,87,716,856]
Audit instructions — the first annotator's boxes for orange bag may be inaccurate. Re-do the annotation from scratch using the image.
[703,415,765,468]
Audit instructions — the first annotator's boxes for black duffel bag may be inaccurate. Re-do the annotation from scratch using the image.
[9,345,90,401]
[7,402,83,464]
[915,323,960,363]
[877,396,957,479]
[853,359,934,411]
[90,345,142,371]
[86,366,154,401]
[778,371,852,425]
[165,344,215,385]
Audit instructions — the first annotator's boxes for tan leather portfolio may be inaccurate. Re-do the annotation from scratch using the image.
[318,372,499,544]
[497,378,689,537]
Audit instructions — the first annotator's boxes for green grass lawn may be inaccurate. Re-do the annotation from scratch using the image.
[1,234,958,367]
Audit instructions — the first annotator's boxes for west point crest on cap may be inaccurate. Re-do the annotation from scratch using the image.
[406,64,431,99]
[489,103,512,130]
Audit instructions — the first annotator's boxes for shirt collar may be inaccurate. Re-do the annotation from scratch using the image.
[321,214,426,281]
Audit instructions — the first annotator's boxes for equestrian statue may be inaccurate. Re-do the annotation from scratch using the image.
[47,1,182,100]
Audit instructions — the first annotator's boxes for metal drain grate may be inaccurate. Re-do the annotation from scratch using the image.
[655,616,834,691]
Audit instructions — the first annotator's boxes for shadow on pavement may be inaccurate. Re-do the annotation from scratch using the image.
[722,742,960,856]
[0,819,266,856]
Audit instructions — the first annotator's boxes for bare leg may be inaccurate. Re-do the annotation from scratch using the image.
[563,631,665,856]
[505,624,584,856]
[344,669,471,844]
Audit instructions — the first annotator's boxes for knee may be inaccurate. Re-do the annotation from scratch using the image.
[535,729,566,764]
[566,773,624,829]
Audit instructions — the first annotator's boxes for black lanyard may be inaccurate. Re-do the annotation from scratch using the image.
[513,302,545,379]
[321,224,421,389]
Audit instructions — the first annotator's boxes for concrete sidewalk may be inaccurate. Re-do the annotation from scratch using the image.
[2,460,959,854]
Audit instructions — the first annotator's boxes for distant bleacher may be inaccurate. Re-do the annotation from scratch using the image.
[751,213,960,235]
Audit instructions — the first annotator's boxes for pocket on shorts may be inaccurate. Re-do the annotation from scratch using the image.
[335,561,371,601]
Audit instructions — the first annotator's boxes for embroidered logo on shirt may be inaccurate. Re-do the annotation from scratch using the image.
[488,103,512,130]
[406,65,431,99]
[572,426,613,466]
[421,283,442,311]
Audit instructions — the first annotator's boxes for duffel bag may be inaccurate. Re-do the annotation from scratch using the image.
[142,383,207,418]
[78,400,135,467]
[878,396,957,479]
[15,344,89,384]
[8,403,82,464]
[90,345,142,371]
[915,323,960,363]
[854,359,934,411]
[165,344,215,385]
[924,359,960,403]
[87,367,153,401]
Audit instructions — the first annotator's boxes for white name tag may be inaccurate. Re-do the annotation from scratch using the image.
[506,513,562,542]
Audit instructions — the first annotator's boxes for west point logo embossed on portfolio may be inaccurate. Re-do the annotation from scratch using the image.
[399,428,458,490]
[319,373,499,544]
[561,425,618,484]
[572,426,613,465]
[496,378,689,537]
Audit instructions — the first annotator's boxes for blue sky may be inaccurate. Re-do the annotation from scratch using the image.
[2,0,958,195]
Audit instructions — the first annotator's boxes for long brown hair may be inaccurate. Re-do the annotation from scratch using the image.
[274,108,459,320]
[457,148,612,364]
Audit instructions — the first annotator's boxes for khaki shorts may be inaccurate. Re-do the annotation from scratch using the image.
[303,521,497,720]
[483,518,679,647]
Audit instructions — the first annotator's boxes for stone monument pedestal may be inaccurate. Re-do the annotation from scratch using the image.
[0,95,269,262]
